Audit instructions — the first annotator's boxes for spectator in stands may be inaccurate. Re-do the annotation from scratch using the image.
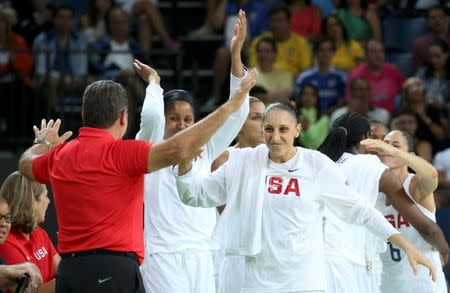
[295,37,346,113]
[0,171,60,292]
[336,0,381,43]
[13,0,54,46]
[190,0,269,37]
[294,83,330,149]
[323,14,365,72]
[331,76,390,125]
[249,5,312,77]
[89,6,146,137]
[0,9,33,136]
[312,0,335,17]
[205,2,268,111]
[412,5,450,69]
[347,40,405,114]
[254,37,293,103]
[391,109,433,161]
[33,5,88,114]
[434,147,450,191]
[80,0,114,45]
[400,77,448,153]
[416,38,450,108]
[249,85,269,103]
[117,0,180,53]
[287,0,322,42]
[370,119,389,140]
[0,195,43,292]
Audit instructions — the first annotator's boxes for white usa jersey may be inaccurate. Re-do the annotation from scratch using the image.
[323,153,388,266]
[379,174,447,293]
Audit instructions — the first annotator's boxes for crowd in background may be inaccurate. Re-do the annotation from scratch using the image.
[0,0,449,195]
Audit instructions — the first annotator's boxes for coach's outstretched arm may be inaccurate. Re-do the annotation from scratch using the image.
[146,68,257,172]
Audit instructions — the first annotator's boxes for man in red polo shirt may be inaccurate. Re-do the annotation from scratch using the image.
[18,60,257,293]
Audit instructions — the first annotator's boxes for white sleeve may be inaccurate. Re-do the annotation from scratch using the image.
[433,152,445,172]
[135,82,165,143]
[176,162,228,208]
[205,71,250,162]
[318,162,399,241]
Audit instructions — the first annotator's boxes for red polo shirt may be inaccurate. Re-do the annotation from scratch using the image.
[32,127,152,263]
[0,227,57,282]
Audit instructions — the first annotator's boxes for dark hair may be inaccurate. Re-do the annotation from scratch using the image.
[313,36,335,53]
[424,38,450,79]
[322,14,350,44]
[82,80,128,128]
[250,85,268,97]
[318,112,370,162]
[163,89,195,113]
[87,0,115,26]
[268,5,291,20]
[256,37,278,54]
[264,101,299,123]
[284,0,312,5]
[296,83,322,116]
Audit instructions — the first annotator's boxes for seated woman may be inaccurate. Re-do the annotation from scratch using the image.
[175,102,436,293]
[0,195,42,292]
[0,172,60,292]
[254,37,293,104]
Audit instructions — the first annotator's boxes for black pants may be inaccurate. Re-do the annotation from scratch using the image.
[56,252,145,293]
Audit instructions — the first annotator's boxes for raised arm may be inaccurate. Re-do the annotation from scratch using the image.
[362,138,439,202]
[206,10,249,161]
[378,169,449,264]
[134,60,165,143]
[175,159,228,208]
[146,69,257,172]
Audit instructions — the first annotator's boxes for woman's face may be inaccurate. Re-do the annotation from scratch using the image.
[429,45,448,70]
[239,101,266,145]
[299,86,317,108]
[35,186,50,225]
[263,109,300,159]
[256,41,277,68]
[0,199,11,244]
[164,101,195,139]
[326,16,343,40]
[381,130,408,169]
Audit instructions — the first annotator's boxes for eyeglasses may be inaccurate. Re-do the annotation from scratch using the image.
[0,214,13,224]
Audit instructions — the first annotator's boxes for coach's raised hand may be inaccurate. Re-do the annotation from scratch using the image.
[133,59,160,84]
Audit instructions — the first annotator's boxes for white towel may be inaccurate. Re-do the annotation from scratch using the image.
[213,144,269,256]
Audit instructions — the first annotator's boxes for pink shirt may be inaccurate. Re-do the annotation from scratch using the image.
[346,63,405,113]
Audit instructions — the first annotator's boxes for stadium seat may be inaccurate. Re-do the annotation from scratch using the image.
[383,17,428,52]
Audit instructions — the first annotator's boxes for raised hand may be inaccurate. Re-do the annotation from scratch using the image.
[33,119,72,149]
[133,59,160,84]
[230,10,247,58]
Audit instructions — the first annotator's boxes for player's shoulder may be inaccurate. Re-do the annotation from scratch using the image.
[347,153,382,167]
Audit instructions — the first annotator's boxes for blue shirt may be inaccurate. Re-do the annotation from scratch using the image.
[295,67,347,112]
[226,0,268,40]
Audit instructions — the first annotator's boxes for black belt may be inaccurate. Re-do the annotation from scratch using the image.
[61,249,137,260]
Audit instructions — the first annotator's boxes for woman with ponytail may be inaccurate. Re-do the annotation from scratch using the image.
[0,171,59,293]
[318,112,448,293]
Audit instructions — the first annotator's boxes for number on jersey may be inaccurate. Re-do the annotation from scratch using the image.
[388,242,402,262]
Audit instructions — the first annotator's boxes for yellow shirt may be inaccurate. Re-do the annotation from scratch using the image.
[256,68,293,92]
[249,32,312,76]
[332,40,365,73]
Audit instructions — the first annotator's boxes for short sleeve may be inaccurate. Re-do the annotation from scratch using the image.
[112,140,153,176]
[0,241,26,265]
[32,150,57,185]
[433,152,445,171]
